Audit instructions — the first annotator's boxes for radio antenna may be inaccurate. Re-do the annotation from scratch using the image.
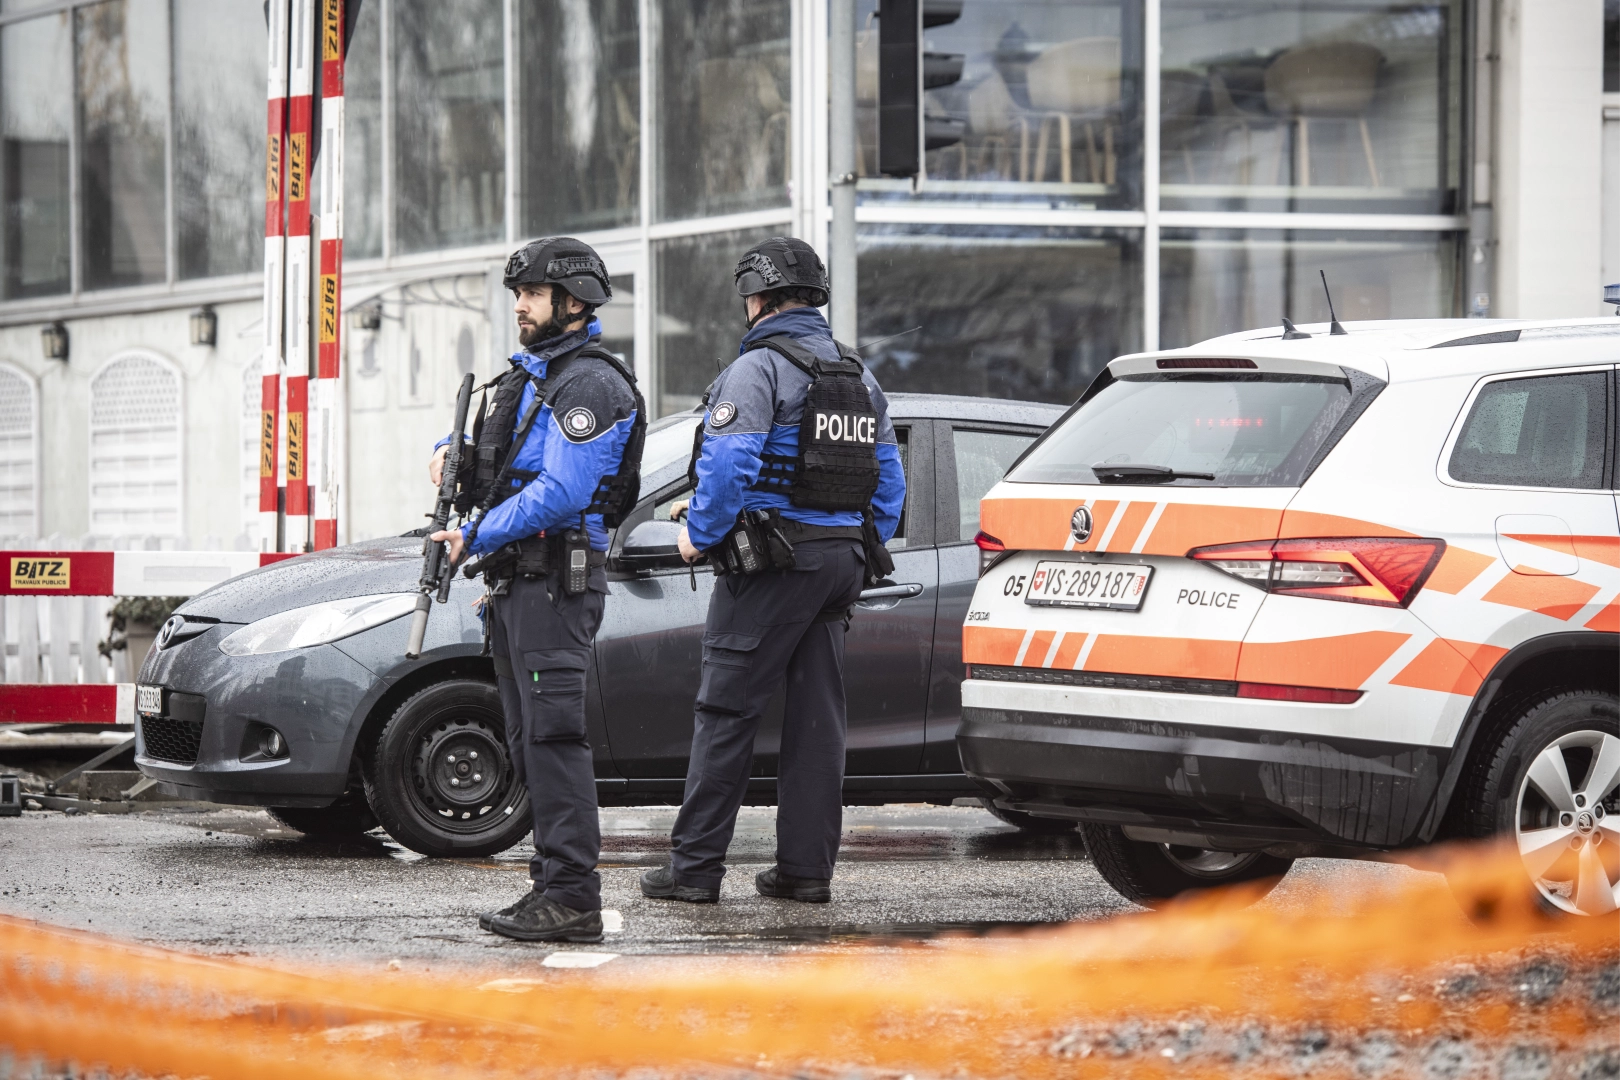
[1281,317,1311,340]
[1319,270,1347,336]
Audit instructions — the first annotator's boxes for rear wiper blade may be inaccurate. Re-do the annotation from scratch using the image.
[1091,463,1216,484]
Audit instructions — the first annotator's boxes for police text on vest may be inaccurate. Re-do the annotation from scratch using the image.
[813,412,876,444]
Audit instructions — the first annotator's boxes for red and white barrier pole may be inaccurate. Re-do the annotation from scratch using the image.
[0,552,297,726]
[261,0,291,552]
[283,0,316,553]
[313,0,345,551]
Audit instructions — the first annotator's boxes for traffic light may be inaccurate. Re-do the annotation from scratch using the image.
[877,0,965,178]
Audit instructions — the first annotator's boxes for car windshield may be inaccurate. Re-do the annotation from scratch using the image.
[640,412,702,475]
[1008,373,1366,487]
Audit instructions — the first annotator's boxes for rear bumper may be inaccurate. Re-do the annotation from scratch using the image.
[958,702,1451,850]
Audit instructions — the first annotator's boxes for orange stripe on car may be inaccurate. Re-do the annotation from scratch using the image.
[1424,545,1497,595]
[1102,501,1156,553]
[1236,631,1410,691]
[1082,635,1242,681]
[1277,511,1417,540]
[963,626,1026,666]
[1584,603,1620,633]
[1503,532,1576,563]
[1481,570,1602,621]
[1051,632,1087,670]
[1022,630,1057,668]
[1137,504,1283,557]
[1574,536,1620,568]
[1388,638,1508,697]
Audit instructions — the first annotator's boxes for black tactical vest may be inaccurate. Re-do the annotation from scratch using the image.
[750,334,881,512]
[461,344,645,528]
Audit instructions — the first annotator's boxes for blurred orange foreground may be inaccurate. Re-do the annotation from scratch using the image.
[1,840,1615,1079]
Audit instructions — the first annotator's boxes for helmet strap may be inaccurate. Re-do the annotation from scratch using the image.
[744,295,780,331]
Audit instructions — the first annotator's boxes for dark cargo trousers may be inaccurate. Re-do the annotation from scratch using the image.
[669,538,866,889]
[489,569,606,912]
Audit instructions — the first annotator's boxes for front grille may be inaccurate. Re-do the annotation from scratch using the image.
[140,715,205,764]
[970,665,1238,698]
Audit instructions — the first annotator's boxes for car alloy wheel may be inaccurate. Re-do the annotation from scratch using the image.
[1513,728,1620,916]
[1159,846,1260,878]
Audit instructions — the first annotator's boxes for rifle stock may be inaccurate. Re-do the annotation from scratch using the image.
[405,372,476,659]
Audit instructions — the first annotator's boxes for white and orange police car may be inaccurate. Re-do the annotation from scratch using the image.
[959,318,1619,915]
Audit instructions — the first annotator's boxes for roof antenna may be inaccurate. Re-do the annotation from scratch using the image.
[1319,270,1347,336]
[1281,317,1311,340]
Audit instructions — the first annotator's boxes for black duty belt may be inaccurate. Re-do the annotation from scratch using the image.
[774,520,864,543]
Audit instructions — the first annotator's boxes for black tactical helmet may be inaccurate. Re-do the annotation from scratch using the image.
[503,236,612,305]
[733,237,829,309]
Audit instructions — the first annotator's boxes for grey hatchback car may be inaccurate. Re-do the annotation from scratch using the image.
[134,394,1064,856]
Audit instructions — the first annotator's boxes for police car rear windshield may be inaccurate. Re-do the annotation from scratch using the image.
[1008,372,1374,487]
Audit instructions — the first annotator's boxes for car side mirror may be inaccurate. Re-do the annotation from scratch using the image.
[617,519,687,571]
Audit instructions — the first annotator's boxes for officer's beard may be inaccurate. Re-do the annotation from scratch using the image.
[517,295,584,348]
[516,316,554,348]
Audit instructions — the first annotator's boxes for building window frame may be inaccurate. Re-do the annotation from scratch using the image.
[0,0,1472,405]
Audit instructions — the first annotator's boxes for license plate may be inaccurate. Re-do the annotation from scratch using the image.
[136,685,163,716]
[1025,560,1154,611]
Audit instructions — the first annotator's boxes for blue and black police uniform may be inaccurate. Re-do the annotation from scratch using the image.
[444,240,637,937]
[664,303,905,896]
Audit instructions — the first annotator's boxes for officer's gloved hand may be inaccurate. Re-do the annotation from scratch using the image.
[428,445,448,486]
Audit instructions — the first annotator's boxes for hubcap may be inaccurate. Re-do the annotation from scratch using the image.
[1161,845,1259,878]
[409,712,522,834]
[1514,729,1620,916]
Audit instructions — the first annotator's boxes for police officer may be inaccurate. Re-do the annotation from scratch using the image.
[639,237,905,905]
[428,237,641,942]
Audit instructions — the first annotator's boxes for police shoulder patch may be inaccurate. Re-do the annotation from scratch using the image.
[562,406,597,439]
[709,401,737,429]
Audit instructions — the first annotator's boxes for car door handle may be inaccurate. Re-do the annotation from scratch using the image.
[858,582,924,601]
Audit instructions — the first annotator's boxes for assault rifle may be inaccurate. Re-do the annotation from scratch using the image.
[405,372,475,659]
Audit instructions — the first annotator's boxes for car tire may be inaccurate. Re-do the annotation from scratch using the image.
[1079,823,1293,907]
[361,678,532,858]
[267,792,378,838]
[980,799,1079,834]
[1448,687,1619,918]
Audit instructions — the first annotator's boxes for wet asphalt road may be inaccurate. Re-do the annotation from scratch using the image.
[1,803,1427,973]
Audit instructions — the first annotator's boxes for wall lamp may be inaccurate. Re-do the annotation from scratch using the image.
[41,321,68,362]
[350,299,384,331]
[189,305,218,347]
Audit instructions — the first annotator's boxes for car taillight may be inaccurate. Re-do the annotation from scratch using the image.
[1189,537,1445,608]
[975,530,1011,577]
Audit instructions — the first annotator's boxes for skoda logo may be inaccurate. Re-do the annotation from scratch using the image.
[1071,506,1093,543]
[157,615,185,650]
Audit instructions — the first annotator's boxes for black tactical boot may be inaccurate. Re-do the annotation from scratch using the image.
[755,866,831,903]
[488,895,604,943]
[478,887,544,931]
[639,865,720,903]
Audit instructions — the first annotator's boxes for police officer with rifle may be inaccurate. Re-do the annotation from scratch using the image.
[640,237,905,905]
[427,237,643,942]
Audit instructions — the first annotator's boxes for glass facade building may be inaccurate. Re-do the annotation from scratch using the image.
[0,0,1492,423]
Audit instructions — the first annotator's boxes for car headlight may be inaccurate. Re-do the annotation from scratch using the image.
[218,593,418,656]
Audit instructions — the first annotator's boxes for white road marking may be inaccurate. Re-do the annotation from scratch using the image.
[602,909,624,933]
[543,952,619,969]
